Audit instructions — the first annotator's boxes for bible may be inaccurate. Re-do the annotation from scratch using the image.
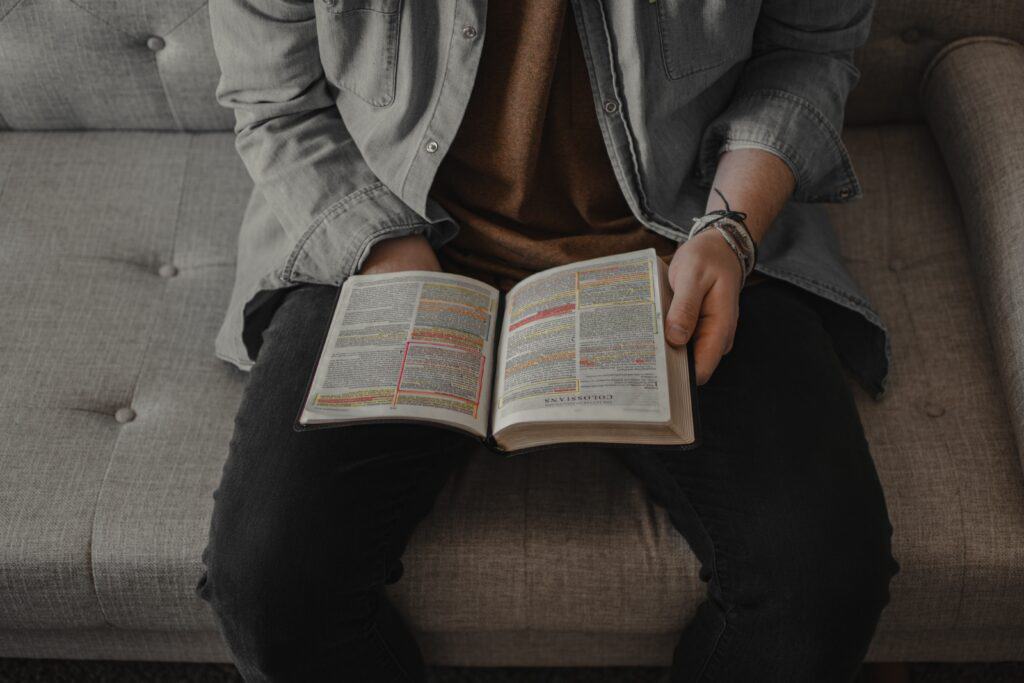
[295,248,700,454]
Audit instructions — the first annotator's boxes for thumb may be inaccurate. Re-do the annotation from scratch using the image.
[665,271,702,346]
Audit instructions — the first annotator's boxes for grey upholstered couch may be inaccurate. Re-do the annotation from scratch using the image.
[2,0,1024,667]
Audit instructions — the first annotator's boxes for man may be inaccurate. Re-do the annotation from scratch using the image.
[196,1,900,680]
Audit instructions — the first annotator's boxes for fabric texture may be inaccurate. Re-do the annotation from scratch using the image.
[2,125,1024,662]
[0,0,229,130]
[428,1,766,291]
[844,4,1024,124]
[920,37,1024,471]
[430,2,679,289]
[2,0,1023,132]
[205,0,894,402]
[3,626,1024,666]
[0,132,249,631]
[3,0,1024,666]
[5,0,1019,397]
[195,283,475,681]
[196,279,897,682]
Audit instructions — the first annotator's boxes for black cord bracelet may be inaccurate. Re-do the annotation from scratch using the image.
[689,187,759,275]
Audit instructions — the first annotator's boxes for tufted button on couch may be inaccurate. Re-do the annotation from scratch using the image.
[2,0,1024,667]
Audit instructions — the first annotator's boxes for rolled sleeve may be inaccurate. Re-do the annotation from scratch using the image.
[695,0,875,203]
[208,0,448,284]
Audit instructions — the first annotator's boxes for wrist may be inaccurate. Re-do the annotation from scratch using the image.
[683,229,745,285]
[689,192,758,286]
[359,233,440,275]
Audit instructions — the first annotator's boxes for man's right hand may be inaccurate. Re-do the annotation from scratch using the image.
[358,234,441,275]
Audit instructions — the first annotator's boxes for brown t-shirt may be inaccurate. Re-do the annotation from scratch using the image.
[430,1,678,292]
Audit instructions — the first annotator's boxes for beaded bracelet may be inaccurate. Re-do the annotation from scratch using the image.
[688,188,758,286]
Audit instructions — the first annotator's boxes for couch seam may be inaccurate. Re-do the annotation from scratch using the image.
[0,0,27,23]
[153,66,184,132]
[164,0,209,38]
[63,0,135,39]
[155,0,212,132]
[86,135,194,628]
[0,136,11,210]
[153,76,184,133]
[150,43,185,131]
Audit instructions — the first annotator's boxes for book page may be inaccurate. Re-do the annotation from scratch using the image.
[492,249,672,433]
[299,271,500,437]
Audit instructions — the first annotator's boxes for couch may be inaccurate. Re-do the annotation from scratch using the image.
[2,0,1024,667]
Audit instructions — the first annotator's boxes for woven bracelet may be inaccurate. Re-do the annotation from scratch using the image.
[688,188,758,285]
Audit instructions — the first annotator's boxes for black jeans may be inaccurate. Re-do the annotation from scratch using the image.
[195,278,900,682]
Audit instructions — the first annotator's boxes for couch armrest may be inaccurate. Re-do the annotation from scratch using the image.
[921,36,1024,463]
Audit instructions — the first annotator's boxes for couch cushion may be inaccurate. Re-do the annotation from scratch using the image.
[0,132,248,630]
[830,126,1024,645]
[2,0,1024,132]
[0,0,230,131]
[843,3,1024,125]
[0,127,1023,660]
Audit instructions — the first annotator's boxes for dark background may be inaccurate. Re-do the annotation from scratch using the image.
[2,661,1024,682]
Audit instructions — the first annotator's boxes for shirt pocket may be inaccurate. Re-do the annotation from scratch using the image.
[315,0,403,107]
[653,0,760,82]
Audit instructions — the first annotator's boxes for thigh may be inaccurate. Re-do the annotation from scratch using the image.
[616,279,897,605]
[202,284,471,595]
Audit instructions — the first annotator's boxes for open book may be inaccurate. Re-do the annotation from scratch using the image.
[295,248,699,453]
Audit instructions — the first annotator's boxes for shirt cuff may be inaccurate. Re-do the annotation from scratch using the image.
[283,181,459,285]
[694,88,862,203]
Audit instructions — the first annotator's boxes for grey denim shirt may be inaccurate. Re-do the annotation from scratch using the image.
[209,0,889,399]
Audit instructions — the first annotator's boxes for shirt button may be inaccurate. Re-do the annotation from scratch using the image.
[603,100,619,114]
[838,186,853,199]
[115,407,137,424]
[424,139,439,153]
[923,401,945,418]
[461,25,478,40]
[146,36,165,52]
[158,263,179,278]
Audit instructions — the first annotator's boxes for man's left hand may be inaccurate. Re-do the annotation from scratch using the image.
[665,147,797,384]
[664,229,743,386]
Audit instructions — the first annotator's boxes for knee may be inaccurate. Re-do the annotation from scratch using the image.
[197,518,382,676]
[814,497,901,626]
[752,518,900,676]
[204,514,376,610]
[800,535,899,634]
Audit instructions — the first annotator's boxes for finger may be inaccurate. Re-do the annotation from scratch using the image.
[665,269,706,346]
[692,281,738,384]
[723,334,735,356]
[707,275,740,355]
[723,312,738,354]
